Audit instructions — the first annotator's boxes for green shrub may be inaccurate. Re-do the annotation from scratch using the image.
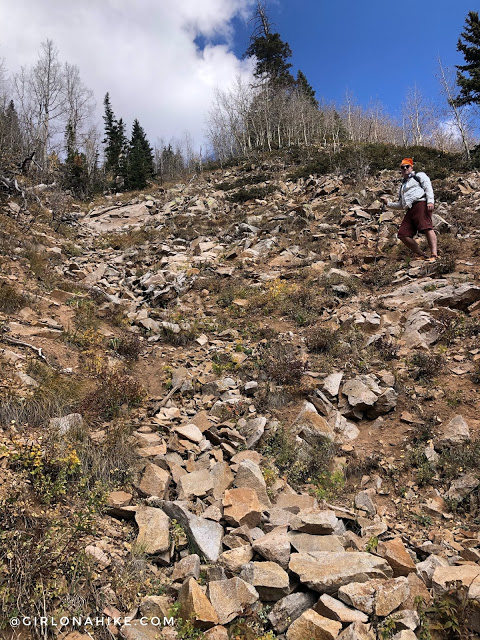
[228,185,276,203]
[409,352,444,380]
[261,425,335,489]
[290,143,465,181]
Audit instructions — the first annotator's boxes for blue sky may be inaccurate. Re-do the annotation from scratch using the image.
[231,0,475,118]
[0,0,476,150]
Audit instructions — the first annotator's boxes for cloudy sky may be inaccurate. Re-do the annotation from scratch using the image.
[0,0,476,155]
[0,0,256,153]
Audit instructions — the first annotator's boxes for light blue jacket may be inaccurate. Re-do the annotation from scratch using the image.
[387,172,434,210]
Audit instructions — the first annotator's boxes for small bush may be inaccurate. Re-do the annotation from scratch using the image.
[305,325,338,353]
[262,342,305,385]
[434,308,465,346]
[261,425,335,489]
[409,352,444,380]
[228,185,276,203]
[430,255,456,275]
[67,296,100,332]
[72,419,141,489]
[280,282,328,326]
[216,173,271,191]
[0,282,29,313]
[80,367,146,420]
[363,262,401,289]
[109,334,142,360]
[161,320,200,346]
[368,335,399,362]
[406,447,435,487]
[9,438,81,504]
[436,439,480,481]
[97,226,160,250]
[0,497,89,626]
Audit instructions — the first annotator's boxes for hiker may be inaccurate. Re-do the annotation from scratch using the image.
[381,158,438,262]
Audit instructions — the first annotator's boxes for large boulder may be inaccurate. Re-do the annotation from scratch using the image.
[240,561,290,601]
[134,506,170,559]
[252,526,291,569]
[178,577,219,629]
[268,592,318,633]
[286,609,342,640]
[207,577,259,625]
[291,401,335,445]
[223,488,263,528]
[161,501,223,562]
[289,552,392,593]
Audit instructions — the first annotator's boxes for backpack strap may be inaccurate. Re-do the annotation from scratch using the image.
[398,172,426,202]
[412,173,424,189]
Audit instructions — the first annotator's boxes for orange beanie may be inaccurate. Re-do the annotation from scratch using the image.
[400,158,413,167]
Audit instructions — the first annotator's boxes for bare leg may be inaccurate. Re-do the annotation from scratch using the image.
[424,229,438,257]
[399,235,426,257]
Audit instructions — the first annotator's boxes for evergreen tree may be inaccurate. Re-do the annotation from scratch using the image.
[63,119,88,197]
[0,100,23,166]
[103,93,127,182]
[296,70,318,108]
[126,119,154,190]
[244,2,294,87]
[455,11,480,107]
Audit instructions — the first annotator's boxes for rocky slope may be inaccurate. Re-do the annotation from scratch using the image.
[1,158,480,640]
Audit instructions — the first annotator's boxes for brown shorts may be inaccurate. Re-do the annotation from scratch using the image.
[398,200,433,238]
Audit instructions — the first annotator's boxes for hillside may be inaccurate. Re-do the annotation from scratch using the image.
[1,155,480,640]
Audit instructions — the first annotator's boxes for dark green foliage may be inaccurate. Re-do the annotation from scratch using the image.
[290,144,466,181]
[126,119,154,190]
[103,93,128,183]
[244,2,294,87]
[427,583,480,638]
[0,100,23,168]
[216,173,271,191]
[246,32,294,87]
[455,11,480,108]
[228,184,276,203]
[63,119,89,197]
[296,70,318,107]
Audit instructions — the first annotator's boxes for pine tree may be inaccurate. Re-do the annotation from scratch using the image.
[455,11,480,107]
[296,70,318,108]
[0,100,23,166]
[103,93,127,182]
[244,2,294,87]
[63,119,88,197]
[126,119,154,190]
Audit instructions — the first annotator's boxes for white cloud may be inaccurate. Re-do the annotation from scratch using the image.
[0,0,255,152]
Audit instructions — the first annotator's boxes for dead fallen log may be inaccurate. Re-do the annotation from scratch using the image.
[1,335,48,363]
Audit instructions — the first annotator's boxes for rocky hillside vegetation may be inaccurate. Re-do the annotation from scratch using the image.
[1,153,480,640]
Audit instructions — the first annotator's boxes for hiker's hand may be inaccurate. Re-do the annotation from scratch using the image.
[427,203,434,212]
[380,197,388,205]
